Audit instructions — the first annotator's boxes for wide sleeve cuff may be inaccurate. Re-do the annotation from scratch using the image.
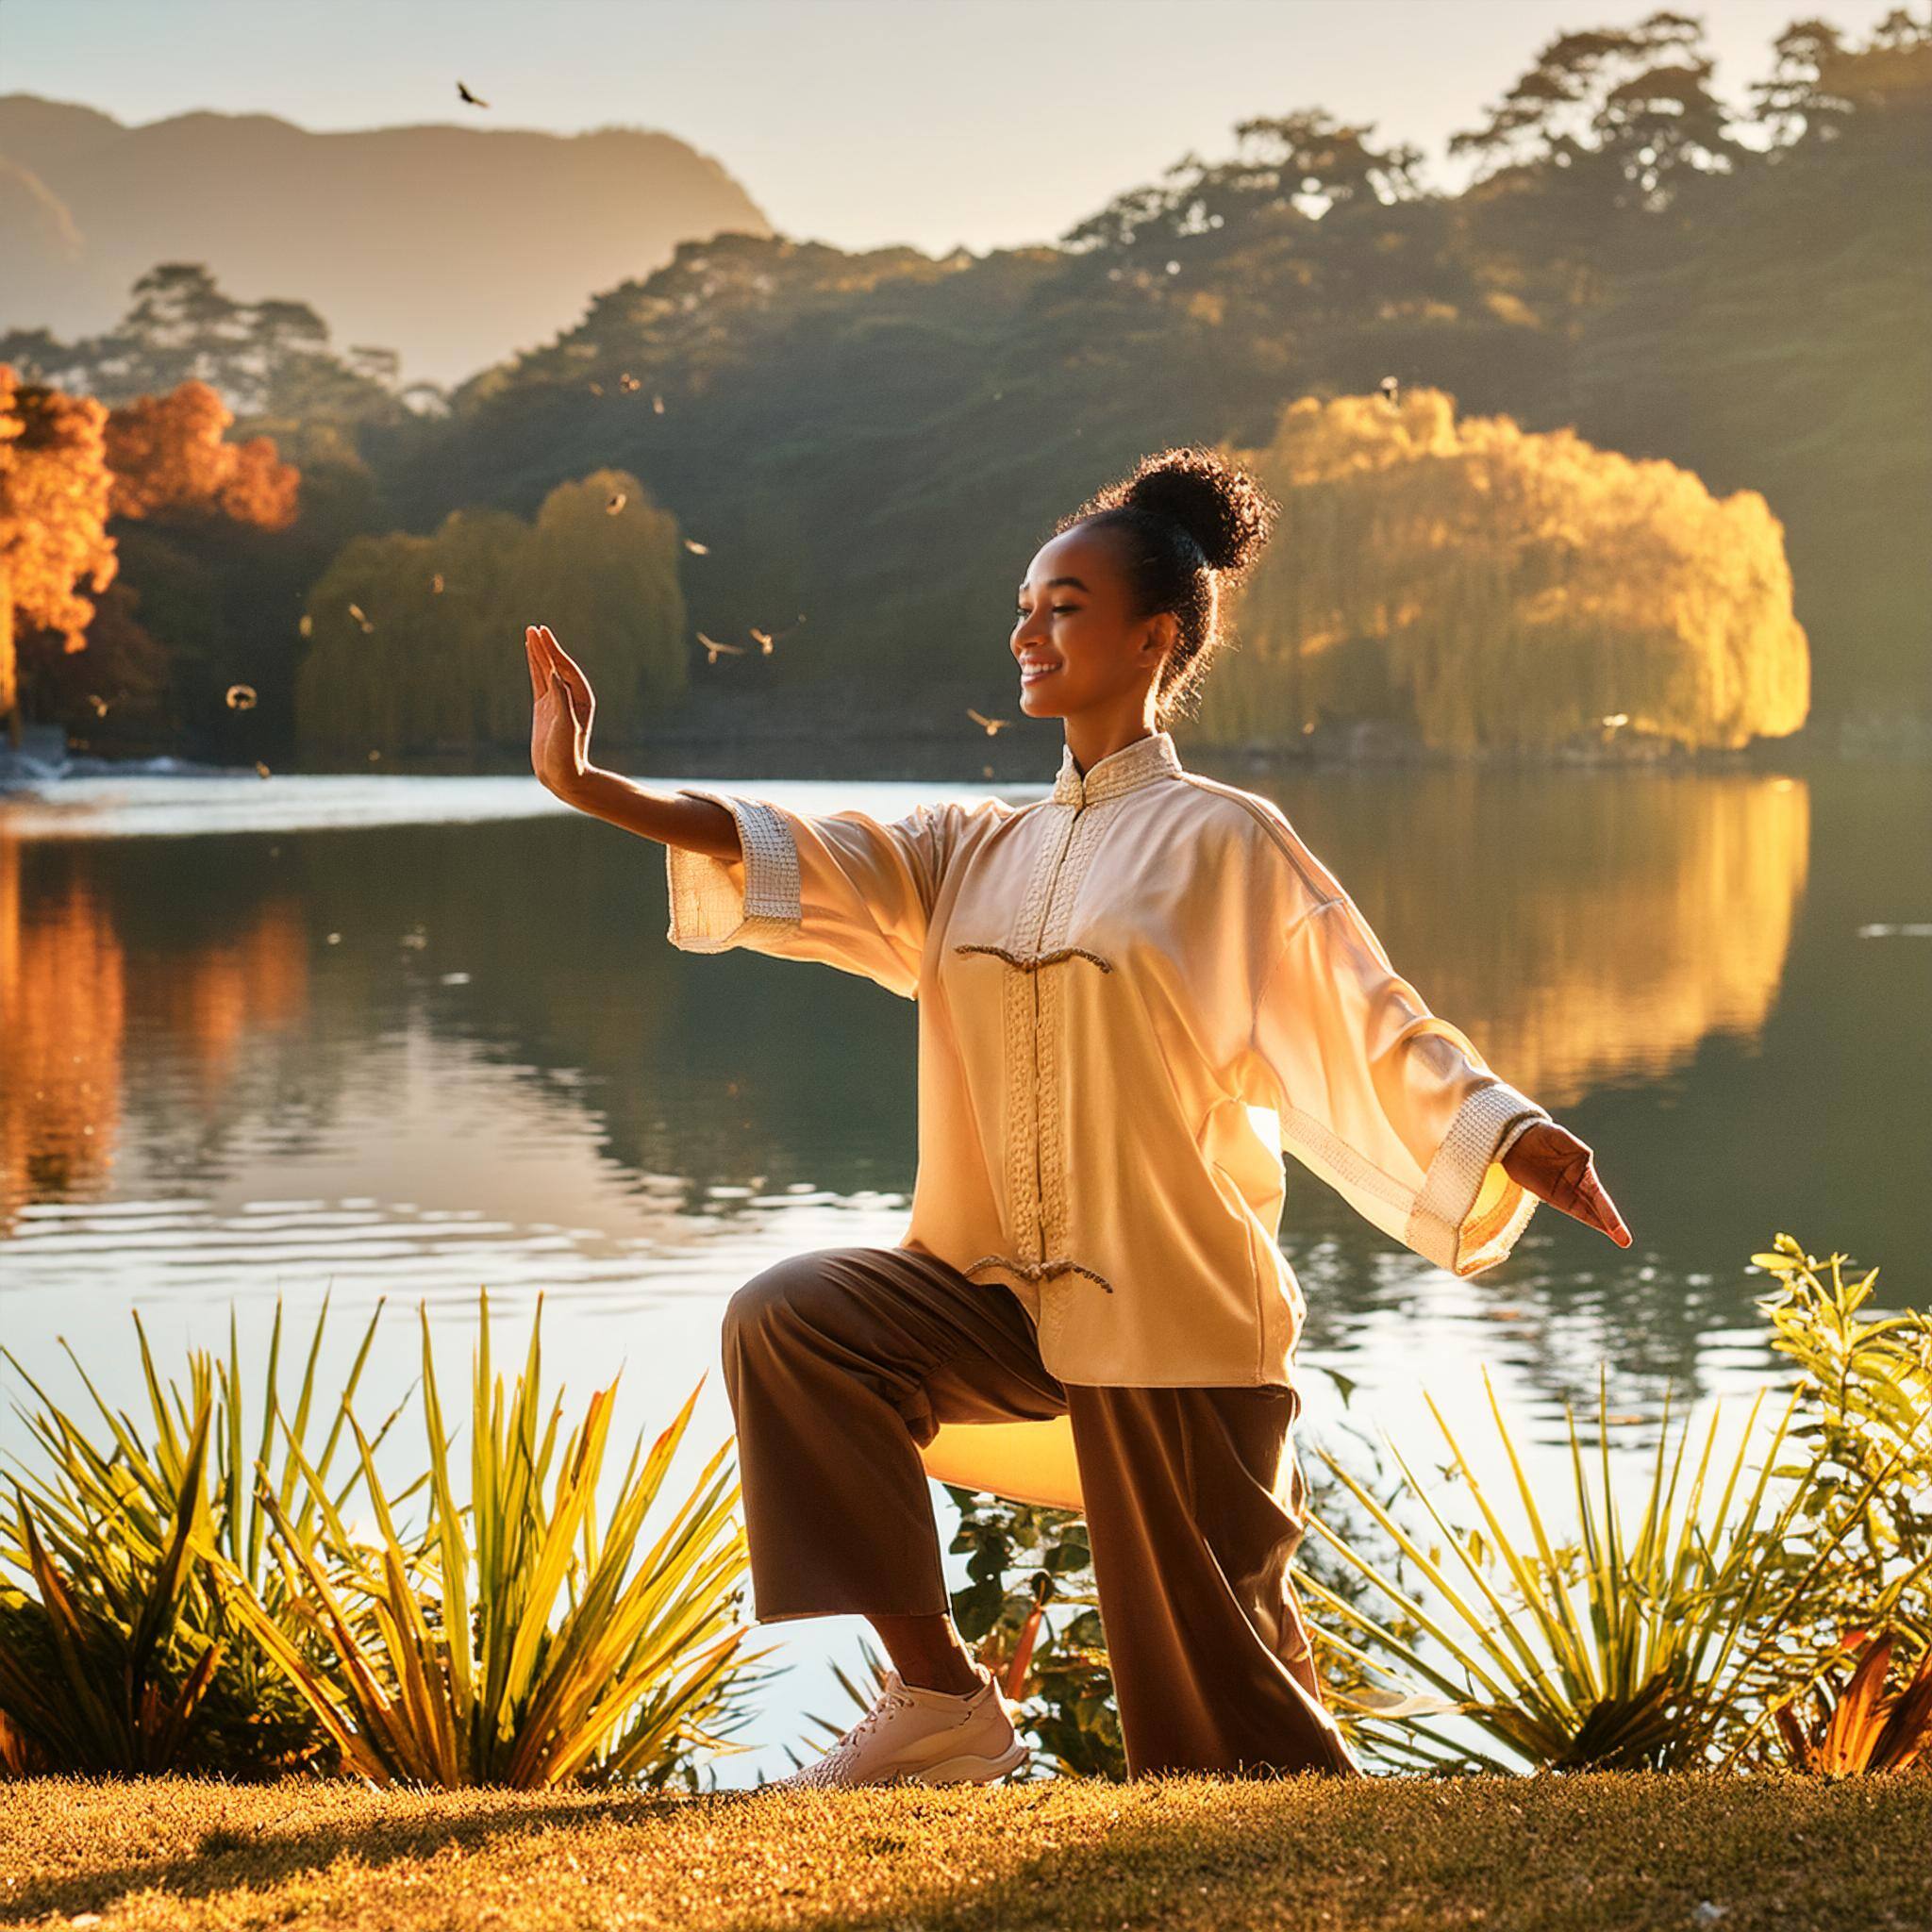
[663,789,803,953]
[1404,1079,1552,1277]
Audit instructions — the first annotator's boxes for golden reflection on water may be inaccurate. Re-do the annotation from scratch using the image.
[0,772,1810,1232]
[0,839,125,1218]
[1353,773,1811,1109]
[0,839,310,1233]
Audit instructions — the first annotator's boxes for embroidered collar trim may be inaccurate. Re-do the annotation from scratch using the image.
[1051,730,1184,807]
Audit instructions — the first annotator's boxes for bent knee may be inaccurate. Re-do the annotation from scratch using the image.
[722,1249,852,1349]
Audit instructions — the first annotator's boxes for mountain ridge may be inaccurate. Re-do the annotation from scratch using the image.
[0,92,774,384]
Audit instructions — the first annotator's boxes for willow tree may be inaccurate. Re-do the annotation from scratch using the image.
[295,468,686,755]
[1201,389,1810,753]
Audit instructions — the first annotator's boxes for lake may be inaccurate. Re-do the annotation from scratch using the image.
[2,753,1927,1786]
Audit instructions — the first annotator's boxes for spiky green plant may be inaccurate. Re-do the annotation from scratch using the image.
[0,1297,397,1776]
[0,1393,219,1774]
[208,1291,776,1790]
[1296,1360,1932,1774]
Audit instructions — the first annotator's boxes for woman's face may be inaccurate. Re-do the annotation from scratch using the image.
[1010,523,1175,721]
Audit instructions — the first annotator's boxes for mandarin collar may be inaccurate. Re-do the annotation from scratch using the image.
[1051,729,1185,807]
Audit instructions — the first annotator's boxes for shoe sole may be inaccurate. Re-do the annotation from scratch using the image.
[907,1737,1031,1786]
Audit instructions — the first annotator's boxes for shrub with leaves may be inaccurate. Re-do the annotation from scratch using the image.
[1750,1233,1932,1659]
[776,1494,1120,1782]
[942,1490,1122,1779]
[0,1395,218,1774]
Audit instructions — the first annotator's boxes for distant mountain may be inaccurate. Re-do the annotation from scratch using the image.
[0,94,773,386]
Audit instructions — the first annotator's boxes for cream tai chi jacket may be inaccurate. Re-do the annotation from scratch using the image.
[664,729,1551,1515]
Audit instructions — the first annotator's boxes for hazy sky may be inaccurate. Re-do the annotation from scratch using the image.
[4,0,1905,254]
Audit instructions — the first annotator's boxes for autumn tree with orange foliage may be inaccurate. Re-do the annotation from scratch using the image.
[0,365,117,749]
[0,375,299,750]
[104,380,300,529]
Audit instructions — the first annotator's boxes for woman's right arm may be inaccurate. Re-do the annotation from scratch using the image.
[527,621,740,861]
[564,766,743,862]
[526,620,1008,997]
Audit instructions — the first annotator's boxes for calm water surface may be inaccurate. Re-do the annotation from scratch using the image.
[2,756,1927,1783]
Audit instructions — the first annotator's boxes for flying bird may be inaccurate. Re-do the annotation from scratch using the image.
[1378,375,1400,408]
[85,693,110,717]
[431,572,445,594]
[653,393,665,414]
[966,708,1012,736]
[749,614,807,654]
[683,538,709,555]
[347,602,374,632]
[457,80,490,108]
[697,631,744,662]
[607,491,627,515]
[588,382,604,396]
[298,613,313,638]
[618,373,641,393]
[225,684,258,711]
[255,760,273,780]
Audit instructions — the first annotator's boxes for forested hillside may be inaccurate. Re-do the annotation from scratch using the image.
[375,11,1927,750]
[5,12,1924,766]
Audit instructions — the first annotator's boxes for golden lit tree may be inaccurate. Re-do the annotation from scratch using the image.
[1203,389,1810,753]
[0,365,117,748]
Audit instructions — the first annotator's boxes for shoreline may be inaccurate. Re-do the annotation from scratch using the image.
[5,718,1928,792]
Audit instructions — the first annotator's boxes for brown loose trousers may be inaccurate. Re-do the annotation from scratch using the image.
[721,1241,1365,1781]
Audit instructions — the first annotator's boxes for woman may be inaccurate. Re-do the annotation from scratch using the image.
[523,447,1632,1790]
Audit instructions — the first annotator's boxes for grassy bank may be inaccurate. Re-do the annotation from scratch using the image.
[4,1773,1929,1932]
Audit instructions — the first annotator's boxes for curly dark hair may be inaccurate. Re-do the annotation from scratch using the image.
[1053,445,1280,729]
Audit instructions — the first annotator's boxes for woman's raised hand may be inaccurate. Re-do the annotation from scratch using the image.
[1502,1120,1633,1248]
[525,624,596,799]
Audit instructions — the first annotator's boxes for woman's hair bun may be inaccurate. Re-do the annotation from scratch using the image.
[1113,445,1278,576]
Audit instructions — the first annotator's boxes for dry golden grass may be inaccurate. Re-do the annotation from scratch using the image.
[3,1770,1930,1930]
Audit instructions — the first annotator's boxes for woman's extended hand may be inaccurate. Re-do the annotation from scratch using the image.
[1501,1120,1633,1247]
[525,623,596,799]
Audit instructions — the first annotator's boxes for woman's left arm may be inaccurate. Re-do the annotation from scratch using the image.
[1246,889,1631,1276]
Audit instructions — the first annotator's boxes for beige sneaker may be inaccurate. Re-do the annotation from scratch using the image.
[768,1661,1029,1790]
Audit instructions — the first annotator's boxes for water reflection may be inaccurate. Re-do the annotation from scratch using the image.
[0,763,1866,1354]
[2,758,1926,1783]
[1265,766,1809,1105]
